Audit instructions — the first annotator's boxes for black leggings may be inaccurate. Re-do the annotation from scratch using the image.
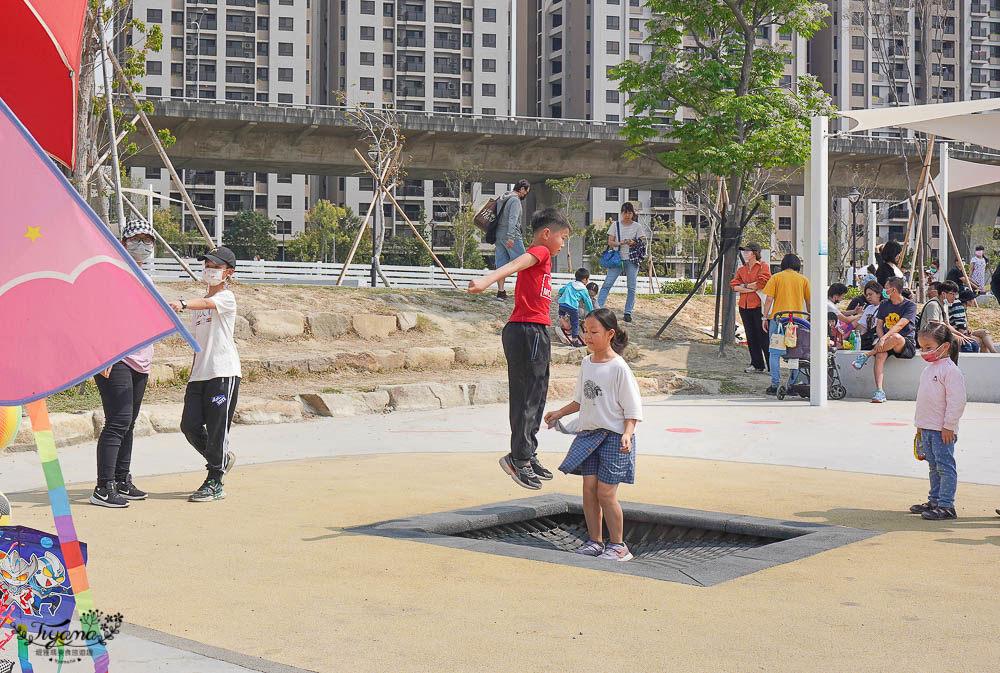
[94,362,149,486]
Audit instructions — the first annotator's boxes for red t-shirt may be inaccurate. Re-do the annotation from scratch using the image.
[509,245,553,325]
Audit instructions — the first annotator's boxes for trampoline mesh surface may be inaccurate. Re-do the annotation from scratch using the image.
[456,513,781,570]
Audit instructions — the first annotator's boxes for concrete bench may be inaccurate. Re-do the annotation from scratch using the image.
[833,350,1000,402]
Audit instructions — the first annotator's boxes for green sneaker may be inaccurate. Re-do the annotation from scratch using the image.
[188,478,225,503]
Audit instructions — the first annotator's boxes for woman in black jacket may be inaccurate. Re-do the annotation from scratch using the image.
[875,240,904,288]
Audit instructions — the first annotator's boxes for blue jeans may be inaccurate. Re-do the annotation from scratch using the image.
[597,260,639,315]
[494,238,526,268]
[767,319,800,389]
[922,429,958,508]
[558,305,580,339]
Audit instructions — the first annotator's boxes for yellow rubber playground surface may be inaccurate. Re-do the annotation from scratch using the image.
[11,451,1000,672]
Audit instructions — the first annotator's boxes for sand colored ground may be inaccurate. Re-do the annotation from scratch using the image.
[10,452,1000,673]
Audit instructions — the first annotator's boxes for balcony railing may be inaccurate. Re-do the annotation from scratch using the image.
[224,172,253,187]
[973,72,990,83]
[397,60,425,72]
[399,184,424,197]
[434,62,460,74]
[972,49,988,60]
[398,10,426,21]
[433,87,459,99]
[434,10,459,24]
[434,38,460,50]
[972,2,988,13]
[973,26,989,38]
[397,86,425,98]
[225,18,254,33]
[397,36,425,48]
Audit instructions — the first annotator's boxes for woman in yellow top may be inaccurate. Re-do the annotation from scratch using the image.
[760,254,811,395]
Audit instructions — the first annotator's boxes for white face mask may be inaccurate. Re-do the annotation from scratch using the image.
[126,240,154,263]
[203,267,226,285]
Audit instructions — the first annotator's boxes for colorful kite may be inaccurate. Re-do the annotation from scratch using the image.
[0,95,199,672]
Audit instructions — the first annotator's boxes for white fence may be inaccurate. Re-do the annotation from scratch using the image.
[147,258,680,294]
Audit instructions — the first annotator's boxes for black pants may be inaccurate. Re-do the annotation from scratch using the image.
[181,377,240,481]
[739,306,769,371]
[94,362,149,486]
[502,322,550,464]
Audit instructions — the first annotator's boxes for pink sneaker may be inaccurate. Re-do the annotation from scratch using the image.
[598,543,632,562]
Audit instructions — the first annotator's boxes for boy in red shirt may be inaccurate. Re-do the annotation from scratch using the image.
[469,207,571,489]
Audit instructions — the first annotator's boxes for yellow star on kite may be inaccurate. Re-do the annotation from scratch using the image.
[24,225,42,243]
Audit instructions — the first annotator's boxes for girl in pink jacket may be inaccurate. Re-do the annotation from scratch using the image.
[909,322,967,521]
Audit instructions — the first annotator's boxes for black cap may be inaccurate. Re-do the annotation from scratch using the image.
[740,243,761,255]
[198,246,237,269]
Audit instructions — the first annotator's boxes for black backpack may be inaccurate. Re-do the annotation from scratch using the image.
[483,197,512,245]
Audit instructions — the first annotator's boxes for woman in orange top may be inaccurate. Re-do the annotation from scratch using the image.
[730,243,772,373]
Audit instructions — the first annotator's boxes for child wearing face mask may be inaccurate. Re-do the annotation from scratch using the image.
[909,322,966,521]
[168,246,242,503]
[970,245,988,295]
[89,219,158,508]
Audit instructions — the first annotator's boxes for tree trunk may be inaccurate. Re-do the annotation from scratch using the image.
[72,14,97,201]
[717,204,741,355]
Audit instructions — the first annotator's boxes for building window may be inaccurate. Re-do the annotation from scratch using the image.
[606,114,620,122]
[482,33,496,47]
[278,67,293,81]
[277,93,293,103]
[606,90,619,103]
[483,8,496,22]
[462,82,473,96]
[256,67,268,80]
[482,58,496,72]
[360,77,375,91]
[277,195,293,209]
[629,43,640,55]
[852,60,864,73]
[146,8,162,23]
[482,107,496,115]
[463,33,473,47]
[383,28,393,41]
[145,167,163,180]
[360,52,375,66]
[606,41,620,54]
[257,16,269,31]
[383,78,393,92]
[851,83,864,96]
[482,83,496,97]
[146,87,162,97]
[384,2,394,17]
[278,42,293,56]
[851,35,865,50]
[172,62,184,75]
[383,54,393,66]
[257,41,268,56]
[171,36,183,50]
[171,11,183,24]
[360,26,375,40]
[278,0,294,5]
[779,217,792,230]
[146,60,162,75]
[551,81,562,97]
[361,0,375,14]
[606,188,620,201]
[607,16,620,29]
[278,16,293,30]
[552,11,563,28]
[630,18,641,32]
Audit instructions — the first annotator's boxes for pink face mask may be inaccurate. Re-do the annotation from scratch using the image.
[920,344,948,363]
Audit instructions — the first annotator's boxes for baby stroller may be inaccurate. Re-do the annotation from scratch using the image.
[772,311,847,401]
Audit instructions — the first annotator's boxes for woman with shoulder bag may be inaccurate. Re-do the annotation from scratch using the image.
[597,202,646,323]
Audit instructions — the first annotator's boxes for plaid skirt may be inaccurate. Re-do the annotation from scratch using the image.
[558,429,636,485]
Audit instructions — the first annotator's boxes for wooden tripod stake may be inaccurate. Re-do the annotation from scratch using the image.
[900,135,935,260]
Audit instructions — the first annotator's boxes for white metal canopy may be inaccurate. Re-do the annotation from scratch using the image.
[805,99,1000,406]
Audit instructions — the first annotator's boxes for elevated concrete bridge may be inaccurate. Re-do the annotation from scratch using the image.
[128,100,1000,197]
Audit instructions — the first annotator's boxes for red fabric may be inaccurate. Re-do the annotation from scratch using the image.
[0,1,87,168]
[509,245,553,325]
[730,260,771,309]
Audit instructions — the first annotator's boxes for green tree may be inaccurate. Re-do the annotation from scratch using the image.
[284,200,371,263]
[223,210,278,260]
[152,207,206,257]
[545,173,591,270]
[612,0,833,352]
[448,204,486,269]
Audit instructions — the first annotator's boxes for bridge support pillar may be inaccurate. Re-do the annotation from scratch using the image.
[524,179,591,273]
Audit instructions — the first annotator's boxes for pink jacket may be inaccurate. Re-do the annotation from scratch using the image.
[914,358,967,433]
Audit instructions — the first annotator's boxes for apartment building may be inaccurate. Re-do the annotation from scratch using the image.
[124,0,310,254]
[311,0,511,253]
[516,0,809,274]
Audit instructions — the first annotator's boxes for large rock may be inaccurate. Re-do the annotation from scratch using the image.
[299,391,390,417]
[307,356,337,373]
[635,377,661,396]
[307,312,351,338]
[148,364,176,384]
[352,314,397,339]
[623,343,641,362]
[404,346,455,370]
[453,346,501,367]
[143,404,184,433]
[331,351,381,372]
[233,398,303,425]
[266,358,311,374]
[370,350,406,371]
[248,310,305,338]
[378,384,441,411]
[428,383,470,408]
[396,311,418,332]
[234,315,252,339]
[91,409,154,438]
[547,378,577,400]
[470,380,509,405]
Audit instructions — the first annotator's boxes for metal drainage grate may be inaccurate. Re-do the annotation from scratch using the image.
[354,495,881,586]
[457,512,780,572]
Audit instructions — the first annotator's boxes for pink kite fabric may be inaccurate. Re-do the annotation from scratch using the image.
[0,97,198,405]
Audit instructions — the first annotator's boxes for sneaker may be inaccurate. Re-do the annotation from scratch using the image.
[499,454,541,490]
[744,366,764,374]
[496,290,508,300]
[995,509,1000,517]
[89,483,129,508]
[116,475,147,501]
[530,457,553,480]
[223,450,236,476]
[188,478,226,503]
[623,313,633,323]
[575,541,604,556]
[765,386,777,396]
[871,389,887,403]
[851,353,869,370]
[909,501,936,514]
[598,542,633,562]
[921,506,957,520]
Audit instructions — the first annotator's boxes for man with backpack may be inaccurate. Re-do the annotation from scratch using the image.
[492,179,531,300]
